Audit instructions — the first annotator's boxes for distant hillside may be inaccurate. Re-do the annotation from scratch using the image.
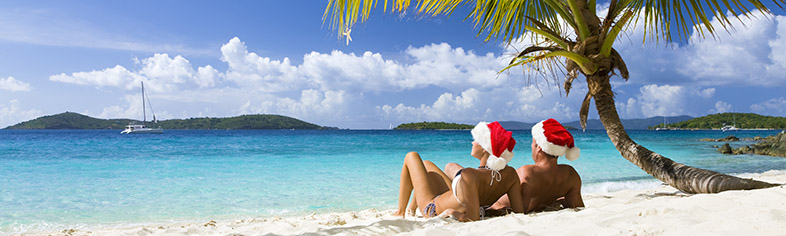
[498,121,577,130]
[499,116,693,130]
[668,113,786,129]
[497,121,537,130]
[158,115,330,130]
[4,112,336,130]
[395,122,474,130]
[5,112,134,129]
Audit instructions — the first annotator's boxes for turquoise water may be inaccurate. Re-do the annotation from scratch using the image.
[1,129,785,233]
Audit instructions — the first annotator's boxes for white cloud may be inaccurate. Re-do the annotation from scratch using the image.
[237,89,358,124]
[137,54,195,91]
[403,43,509,91]
[196,65,220,88]
[615,84,722,118]
[50,65,142,89]
[637,84,686,117]
[299,42,512,93]
[0,76,32,92]
[378,84,577,124]
[300,50,402,92]
[379,88,487,122]
[750,97,786,116]
[96,95,141,120]
[695,88,715,99]
[612,9,786,87]
[0,99,42,128]
[221,37,300,92]
[51,53,221,93]
[711,101,734,114]
[676,11,785,86]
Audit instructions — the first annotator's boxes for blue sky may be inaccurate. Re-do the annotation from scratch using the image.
[1,1,785,129]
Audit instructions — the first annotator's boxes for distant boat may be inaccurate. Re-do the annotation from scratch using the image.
[721,114,738,132]
[721,125,738,132]
[656,116,671,131]
[121,82,163,134]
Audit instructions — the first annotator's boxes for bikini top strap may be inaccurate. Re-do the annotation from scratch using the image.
[489,168,501,185]
[479,166,502,185]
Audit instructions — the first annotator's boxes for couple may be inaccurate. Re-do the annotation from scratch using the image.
[394,119,584,221]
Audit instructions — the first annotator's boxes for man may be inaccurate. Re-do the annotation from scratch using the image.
[445,118,584,214]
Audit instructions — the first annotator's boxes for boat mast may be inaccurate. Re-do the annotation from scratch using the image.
[142,81,146,124]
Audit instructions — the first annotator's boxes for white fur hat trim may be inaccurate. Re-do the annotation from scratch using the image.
[472,122,513,170]
[531,120,580,161]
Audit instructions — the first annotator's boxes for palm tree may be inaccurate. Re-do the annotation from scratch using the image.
[324,0,783,193]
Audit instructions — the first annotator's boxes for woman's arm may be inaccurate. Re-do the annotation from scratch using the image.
[504,168,525,214]
[459,178,480,222]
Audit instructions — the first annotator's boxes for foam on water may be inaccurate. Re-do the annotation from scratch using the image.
[583,180,665,194]
[1,129,785,234]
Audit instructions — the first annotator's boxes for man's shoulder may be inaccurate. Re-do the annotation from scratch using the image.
[557,164,582,183]
[500,165,520,176]
[557,164,578,172]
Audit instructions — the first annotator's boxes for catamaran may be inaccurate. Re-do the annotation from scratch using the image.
[121,82,163,134]
[721,114,739,132]
[655,116,671,131]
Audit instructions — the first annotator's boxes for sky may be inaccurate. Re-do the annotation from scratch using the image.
[1,1,785,129]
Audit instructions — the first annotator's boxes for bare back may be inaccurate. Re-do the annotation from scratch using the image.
[462,167,521,206]
[493,163,584,213]
[448,166,524,220]
[518,164,583,212]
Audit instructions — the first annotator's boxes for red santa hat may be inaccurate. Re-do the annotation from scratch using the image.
[471,121,516,171]
[531,118,580,161]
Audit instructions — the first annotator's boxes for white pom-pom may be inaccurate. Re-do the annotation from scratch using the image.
[565,147,580,161]
[486,156,507,170]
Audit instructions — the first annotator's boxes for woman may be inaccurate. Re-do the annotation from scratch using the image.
[393,121,524,221]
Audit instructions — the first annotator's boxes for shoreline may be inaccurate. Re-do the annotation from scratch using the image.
[19,170,786,236]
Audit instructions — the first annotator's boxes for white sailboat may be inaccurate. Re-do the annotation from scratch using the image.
[121,82,163,134]
[655,116,671,131]
[721,114,738,132]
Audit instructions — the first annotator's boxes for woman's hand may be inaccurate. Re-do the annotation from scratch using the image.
[441,209,469,222]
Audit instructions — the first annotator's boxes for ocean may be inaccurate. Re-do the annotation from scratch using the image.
[1,129,785,234]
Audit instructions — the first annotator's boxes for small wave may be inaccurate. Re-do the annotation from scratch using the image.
[582,179,663,194]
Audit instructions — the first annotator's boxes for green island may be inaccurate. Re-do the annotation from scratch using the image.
[394,122,474,130]
[4,112,337,130]
[649,113,786,130]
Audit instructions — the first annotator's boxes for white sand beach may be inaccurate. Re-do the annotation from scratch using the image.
[32,170,786,236]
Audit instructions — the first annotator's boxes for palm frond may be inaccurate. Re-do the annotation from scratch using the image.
[630,0,784,42]
[324,0,571,44]
[505,49,597,74]
[600,10,634,56]
[324,0,785,49]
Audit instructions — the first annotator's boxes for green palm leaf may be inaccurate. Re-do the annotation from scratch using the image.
[325,0,784,44]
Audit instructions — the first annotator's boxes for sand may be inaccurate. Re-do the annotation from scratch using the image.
[28,170,786,236]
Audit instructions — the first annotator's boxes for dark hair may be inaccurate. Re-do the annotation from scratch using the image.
[539,150,558,159]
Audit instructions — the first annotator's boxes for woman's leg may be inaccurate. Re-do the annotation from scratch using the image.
[394,152,441,217]
[444,163,464,181]
[407,160,451,215]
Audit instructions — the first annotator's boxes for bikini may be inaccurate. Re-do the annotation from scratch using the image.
[423,196,439,217]
[423,166,502,218]
[450,166,495,206]
[422,167,475,217]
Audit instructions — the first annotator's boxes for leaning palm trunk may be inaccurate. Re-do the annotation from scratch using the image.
[589,75,778,193]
